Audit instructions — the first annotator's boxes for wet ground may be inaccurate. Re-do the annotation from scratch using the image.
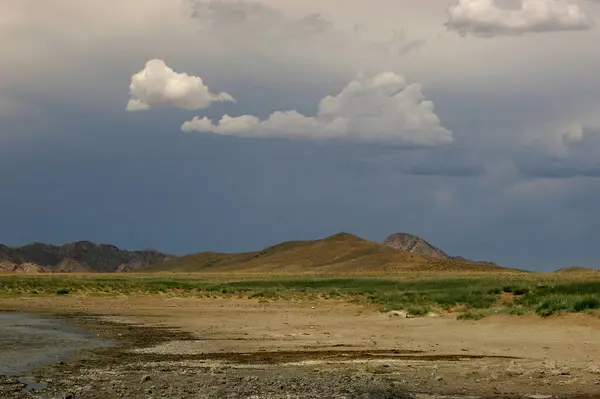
[0,312,110,377]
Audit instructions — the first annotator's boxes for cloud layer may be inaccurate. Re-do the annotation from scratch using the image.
[126,59,235,111]
[516,125,600,177]
[446,0,592,36]
[181,72,452,146]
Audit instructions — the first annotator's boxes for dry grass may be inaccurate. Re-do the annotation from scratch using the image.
[1,271,599,319]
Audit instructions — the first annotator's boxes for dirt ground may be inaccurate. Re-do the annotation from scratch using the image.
[1,295,600,398]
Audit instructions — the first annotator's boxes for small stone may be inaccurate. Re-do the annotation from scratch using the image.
[587,365,600,374]
[542,360,557,370]
[140,375,151,383]
[549,369,570,376]
[506,361,525,376]
[388,310,408,318]
[523,370,540,378]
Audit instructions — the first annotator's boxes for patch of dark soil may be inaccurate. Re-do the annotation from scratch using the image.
[126,350,518,365]
[57,312,197,348]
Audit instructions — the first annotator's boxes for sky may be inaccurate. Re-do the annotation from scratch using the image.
[1,0,600,271]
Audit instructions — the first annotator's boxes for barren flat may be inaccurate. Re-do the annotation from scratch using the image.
[1,293,600,398]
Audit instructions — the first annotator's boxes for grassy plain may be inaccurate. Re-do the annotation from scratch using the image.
[1,271,599,319]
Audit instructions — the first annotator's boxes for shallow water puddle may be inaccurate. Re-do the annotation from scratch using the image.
[17,376,47,391]
[0,312,111,378]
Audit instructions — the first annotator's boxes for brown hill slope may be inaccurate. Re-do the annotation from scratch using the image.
[147,233,512,273]
[0,241,173,273]
[555,266,599,273]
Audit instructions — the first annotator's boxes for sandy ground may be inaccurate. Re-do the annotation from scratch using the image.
[1,295,600,398]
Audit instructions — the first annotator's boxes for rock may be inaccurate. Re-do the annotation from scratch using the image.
[506,361,526,376]
[140,375,151,383]
[542,360,558,370]
[523,370,539,378]
[587,364,600,374]
[389,310,408,318]
[549,369,570,376]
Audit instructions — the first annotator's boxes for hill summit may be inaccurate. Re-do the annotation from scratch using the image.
[0,241,172,273]
[382,233,450,259]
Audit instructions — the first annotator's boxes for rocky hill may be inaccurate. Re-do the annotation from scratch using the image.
[382,233,450,259]
[0,241,173,273]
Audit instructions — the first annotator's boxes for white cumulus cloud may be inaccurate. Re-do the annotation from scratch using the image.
[181,72,452,146]
[126,59,235,112]
[446,0,592,36]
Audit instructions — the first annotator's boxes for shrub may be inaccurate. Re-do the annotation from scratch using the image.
[535,298,569,317]
[457,312,485,321]
[512,288,529,296]
[572,297,600,312]
[406,306,430,317]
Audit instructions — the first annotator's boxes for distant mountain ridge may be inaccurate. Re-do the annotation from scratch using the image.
[0,233,506,274]
[0,241,173,273]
